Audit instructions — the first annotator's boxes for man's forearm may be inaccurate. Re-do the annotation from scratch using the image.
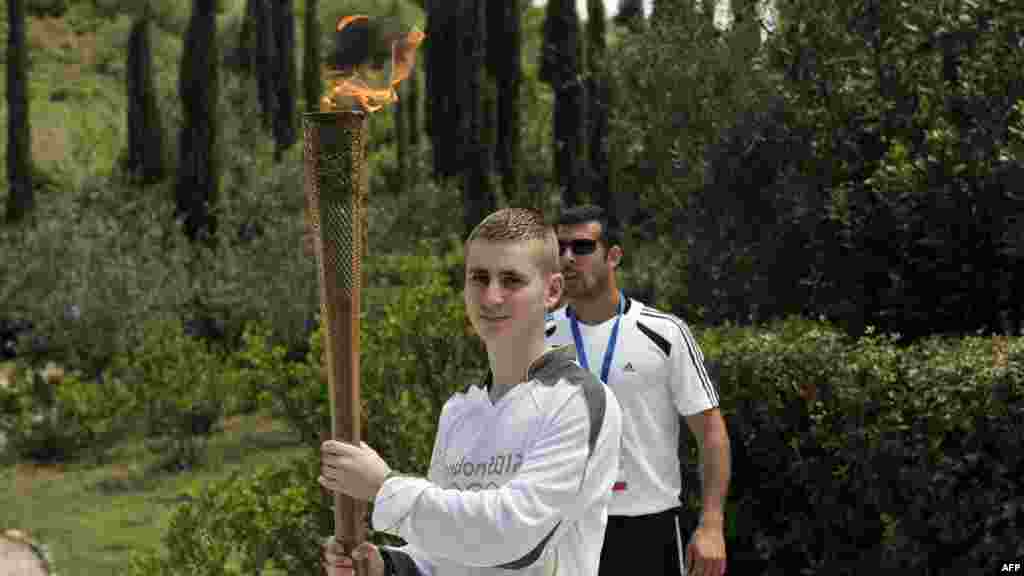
[698,419,731,529]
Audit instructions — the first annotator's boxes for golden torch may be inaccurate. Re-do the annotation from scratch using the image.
[307,14,423,576]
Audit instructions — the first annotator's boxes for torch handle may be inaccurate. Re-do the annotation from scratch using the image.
[304,111,370,576]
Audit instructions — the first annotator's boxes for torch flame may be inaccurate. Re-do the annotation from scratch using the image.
[321,15,426,113]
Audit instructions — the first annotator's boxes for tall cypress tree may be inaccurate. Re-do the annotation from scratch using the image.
[6,0,33,223]
[392,1,409,194]
[175,0,220,243]
[407,64,420,151]
[542,0,587,207]
[272,0,297,160]
[425,0,460,181]
[303,0,321,111]
[243,0,278,132]
[489,0,522,204]
[587,0,612,219]
[126,8,166,184]
[462,0,495,236]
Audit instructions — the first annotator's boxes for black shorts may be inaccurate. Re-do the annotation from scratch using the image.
[598,507,692,576]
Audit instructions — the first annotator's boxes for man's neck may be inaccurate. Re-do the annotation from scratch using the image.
[486,336,547,403]
[571,288,621,325]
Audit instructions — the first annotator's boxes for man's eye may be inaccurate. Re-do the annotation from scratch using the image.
[470,273,488,284]
[502,275,524,286]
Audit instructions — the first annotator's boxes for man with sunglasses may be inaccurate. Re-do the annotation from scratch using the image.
[546,205,730,576]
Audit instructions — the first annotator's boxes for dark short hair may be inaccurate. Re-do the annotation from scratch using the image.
[556,205,621,249]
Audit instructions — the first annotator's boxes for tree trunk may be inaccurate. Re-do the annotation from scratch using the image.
[462,0,494,236]
[126,11,166,184]
[6,0,33,223]
[272,0,297,161]
[175,0,220,243]
[303,0,321,111]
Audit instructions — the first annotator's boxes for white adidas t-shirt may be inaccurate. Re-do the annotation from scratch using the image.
[371,345,623,576]
[546,298,718,517]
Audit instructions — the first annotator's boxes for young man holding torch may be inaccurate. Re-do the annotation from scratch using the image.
[547,205,730,576]
[320,208,624,576]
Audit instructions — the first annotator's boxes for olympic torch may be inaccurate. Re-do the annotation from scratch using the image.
[307,14,423,576]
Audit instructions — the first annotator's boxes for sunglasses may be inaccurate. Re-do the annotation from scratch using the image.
[558,238,599,256]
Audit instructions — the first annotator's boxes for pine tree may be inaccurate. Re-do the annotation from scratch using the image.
[392,1,408,194]
[6,0,33,223]
[542,0,587,207]
[407,64,420,151]
[175,0,221,243]
[587,0,612,220]
[303,0,321,111]
[126,8,166,184]
[425,0,458,180]
[242,0,278,131]
[489,0,522,204]
[272,0,297,160]
[462,0,495,236]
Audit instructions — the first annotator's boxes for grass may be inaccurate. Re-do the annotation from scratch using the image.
[0,411,309,576]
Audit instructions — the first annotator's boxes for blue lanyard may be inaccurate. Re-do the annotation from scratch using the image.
[568,292,624,384]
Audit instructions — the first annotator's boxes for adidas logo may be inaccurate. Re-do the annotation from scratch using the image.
[623,362,636,373]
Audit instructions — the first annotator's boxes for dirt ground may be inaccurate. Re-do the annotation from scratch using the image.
[0,531,48,576]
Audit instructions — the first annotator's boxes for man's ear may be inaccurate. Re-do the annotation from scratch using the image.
[608,245,623,269]
[546,272,564,310]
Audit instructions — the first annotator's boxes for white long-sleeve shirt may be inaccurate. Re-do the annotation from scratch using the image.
[371,344,623,576]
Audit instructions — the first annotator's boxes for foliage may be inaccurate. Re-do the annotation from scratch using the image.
[108,317,241,470]
[237,321,326,447]
[127,453,330,576]
[605,0,1024,339]
[134,242,485,573]
[238,240,484,475]
[0,361,133,462]
[695,317,1024,574]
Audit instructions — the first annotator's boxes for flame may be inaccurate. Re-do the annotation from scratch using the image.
[321,15,426,113]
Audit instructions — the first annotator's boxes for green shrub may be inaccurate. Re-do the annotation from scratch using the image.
[110,317,241,470]
[237,240,484,477]
[694,318,1024,574]
[237,321,327,448]
[135,242,483,572]
[0,361,133,463]
[127,453,330,576]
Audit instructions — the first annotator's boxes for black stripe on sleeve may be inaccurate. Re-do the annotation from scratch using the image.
[636,320,671,357]
[640,310,718,405]
[496,522,562,569]
[380,547,426,576]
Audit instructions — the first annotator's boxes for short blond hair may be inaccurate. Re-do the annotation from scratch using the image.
[465,208,559,274]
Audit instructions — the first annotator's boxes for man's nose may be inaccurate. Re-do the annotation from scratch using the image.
[482,280,505,305]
